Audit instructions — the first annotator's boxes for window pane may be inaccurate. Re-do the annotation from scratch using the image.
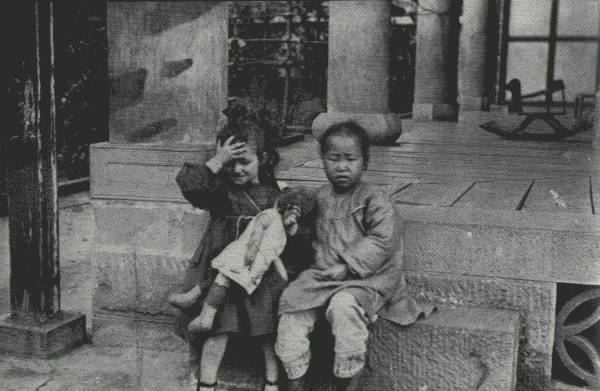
[555,42,598,100]
[509,0,552,36]
[506,42,548,101]
[557,0,600,36]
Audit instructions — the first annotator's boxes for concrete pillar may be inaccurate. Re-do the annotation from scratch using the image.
[90,2,227,320]
[412,0,458,121]
[312,0,401,144]
[458,0,490,112]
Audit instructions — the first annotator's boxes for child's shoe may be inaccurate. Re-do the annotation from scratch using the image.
[188,304,218,332]
[168,285,202,309]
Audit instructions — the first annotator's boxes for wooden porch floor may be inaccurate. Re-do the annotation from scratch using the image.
[276,119,599,214]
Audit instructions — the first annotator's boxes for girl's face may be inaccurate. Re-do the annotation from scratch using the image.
[322,134,365,192]
[223,149,259,186]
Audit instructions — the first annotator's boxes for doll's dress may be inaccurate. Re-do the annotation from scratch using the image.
[211,208,287,294]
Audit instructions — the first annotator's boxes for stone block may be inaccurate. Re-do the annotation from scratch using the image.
[362,306,520,391]
[0,312,87,358]
[133,251,192,315]
[92,200,209,254]
[90,142,215,202]
[397,205,600,285]
[405,271,556,390]
[92,247,191,316]
[93,249,137,312]
[107,2,227,144]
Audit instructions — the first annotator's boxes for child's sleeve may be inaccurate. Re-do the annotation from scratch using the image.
[175,162,224,210]
[339,194,396,279]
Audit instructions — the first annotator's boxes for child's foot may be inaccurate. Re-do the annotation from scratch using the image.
[187,305,217,332]
[167,285,202,309]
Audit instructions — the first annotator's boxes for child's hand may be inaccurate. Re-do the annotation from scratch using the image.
[214,136,247,166]
[314,264,348,281]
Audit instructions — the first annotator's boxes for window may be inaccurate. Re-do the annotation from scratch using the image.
[502,0,599,103]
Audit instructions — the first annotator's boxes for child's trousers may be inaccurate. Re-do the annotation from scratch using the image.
[275,290,369,379]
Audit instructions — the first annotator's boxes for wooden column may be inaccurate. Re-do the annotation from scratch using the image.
[0,0,86,358]
[312,0,402,144]
[412,0,459,121]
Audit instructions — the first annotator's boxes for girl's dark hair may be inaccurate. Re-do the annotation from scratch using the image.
[318,121,370,164]
[218,106,280,187]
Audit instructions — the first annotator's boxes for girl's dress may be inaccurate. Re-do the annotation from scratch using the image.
[278,182,433,326]
[174,161,285,339]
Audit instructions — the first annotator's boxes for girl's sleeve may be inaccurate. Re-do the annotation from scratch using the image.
[175,162,224,210]
[339,194,396,278]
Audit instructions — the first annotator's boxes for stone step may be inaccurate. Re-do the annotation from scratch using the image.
[92,306,520,391]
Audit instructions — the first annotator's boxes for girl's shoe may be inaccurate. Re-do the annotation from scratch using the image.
[168,285,202,309]
[264,378,279,391]
[196,381,217,391]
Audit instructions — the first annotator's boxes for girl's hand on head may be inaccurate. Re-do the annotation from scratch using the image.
[214,136,247,165]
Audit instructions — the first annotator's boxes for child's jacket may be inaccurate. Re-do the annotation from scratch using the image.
[279,182,433,325]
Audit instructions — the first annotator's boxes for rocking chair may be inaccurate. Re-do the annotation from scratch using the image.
[480,79,590,141]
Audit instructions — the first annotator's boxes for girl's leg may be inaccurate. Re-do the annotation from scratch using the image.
[189,274,230,332]
[261,340,279,391]
[198,334,229,391]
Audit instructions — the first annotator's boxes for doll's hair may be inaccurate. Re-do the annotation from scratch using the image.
[218,105,279,187]
[318,121,370,165]
[277,186,317,218]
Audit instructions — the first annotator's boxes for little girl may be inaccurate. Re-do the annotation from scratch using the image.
[171,112,310,391]
[275,122,432,391]
[169,186,315,333]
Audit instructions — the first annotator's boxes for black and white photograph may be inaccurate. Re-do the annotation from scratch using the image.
[2,1,599,390]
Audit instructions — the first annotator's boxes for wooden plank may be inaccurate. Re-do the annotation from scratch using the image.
[453,180,534,210]
[277,167,501,183]
[280,179,407,197]
[393,182,474,207]
[521,177,592,214]
[302,159,593,175]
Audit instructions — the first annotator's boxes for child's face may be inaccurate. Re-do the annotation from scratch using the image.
[223,149,259,185]
[282,204,301,236]
[322,134,365,192]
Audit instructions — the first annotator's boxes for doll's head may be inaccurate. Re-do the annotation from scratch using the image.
[276,186,317,236]
[217,105,279,187]
[319,121,370,193]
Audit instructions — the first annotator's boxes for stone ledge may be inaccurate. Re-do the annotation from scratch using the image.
[405,271,555,390]
[397,205,600,285]
[91,306,520,391]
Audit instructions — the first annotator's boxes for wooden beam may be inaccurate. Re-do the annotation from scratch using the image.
[6,0,60,321]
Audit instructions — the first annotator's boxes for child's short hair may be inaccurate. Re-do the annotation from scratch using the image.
[318,121,370,164]
[277,186,316,218]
